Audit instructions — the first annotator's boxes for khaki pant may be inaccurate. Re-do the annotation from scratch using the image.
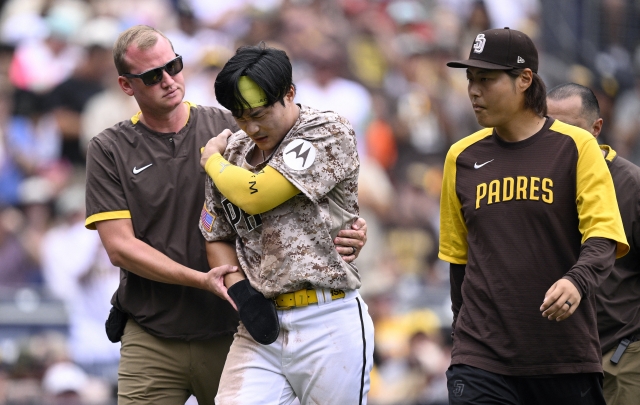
[118,319,234,405]
[602,340,640,405]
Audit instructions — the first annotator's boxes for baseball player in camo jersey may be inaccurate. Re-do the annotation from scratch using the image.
[198,43,374,404]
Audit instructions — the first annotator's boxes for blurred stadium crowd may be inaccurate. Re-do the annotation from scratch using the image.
[0,0,639,403]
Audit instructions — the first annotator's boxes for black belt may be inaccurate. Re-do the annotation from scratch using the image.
[610,335,639,364]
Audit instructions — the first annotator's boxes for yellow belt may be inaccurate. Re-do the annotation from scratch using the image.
[274,289,345,309]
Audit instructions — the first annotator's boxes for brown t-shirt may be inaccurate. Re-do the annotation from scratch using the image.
[597,146,640,354]
[85,103,240,340]
[439,118,628,376]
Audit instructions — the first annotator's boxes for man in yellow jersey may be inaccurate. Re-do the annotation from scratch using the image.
[547,83,640,405]
[440,28,628,405]
[84,26,367,405]
[199,43,374,404]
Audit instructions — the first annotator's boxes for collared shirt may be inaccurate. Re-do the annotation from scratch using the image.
[85,103,240,340]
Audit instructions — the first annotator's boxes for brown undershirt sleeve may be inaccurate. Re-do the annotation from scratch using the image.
[450,263,466,332]
[563,237,616,298]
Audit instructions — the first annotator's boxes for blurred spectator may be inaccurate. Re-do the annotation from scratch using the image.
[186,0,282,37]
[41,183,120,386]
[2,331,68,404]
[295,44,373,155]
[42,361,88,405]
[164,4,234,69]
[79,80,140,154]
[90,0,175,31]
[612,74,640,165]
[369,306,447,405]
[466,0,491,33]
[0,42,15,95]
[183,47,233,108]
[357,156,395,297]
[0,205,41,286]
[0,90,62,206]
[365,92,398,170]
[15,176,58,284]
[482,0,540,31]
[407,331,449,405]
[0,175,57,288]
[4,1,86,94]
[440,0,540,31]
[46,17,120,165]
[0,85,18,204]
[164,3,235,108]
[42,360,112,405]
[78,25,141,152]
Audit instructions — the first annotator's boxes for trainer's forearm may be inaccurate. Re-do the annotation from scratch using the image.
[206,240,246,288]
[104,235,206,287]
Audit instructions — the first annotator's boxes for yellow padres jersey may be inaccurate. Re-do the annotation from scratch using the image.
[201,105,361,298]
[438,118,628,375]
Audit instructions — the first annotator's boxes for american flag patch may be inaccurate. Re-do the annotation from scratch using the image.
[200,204,215,232]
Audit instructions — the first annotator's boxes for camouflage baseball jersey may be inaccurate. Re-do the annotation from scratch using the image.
[200,105,361,298]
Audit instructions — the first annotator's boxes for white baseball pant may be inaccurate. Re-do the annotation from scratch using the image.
[215,289,374,404]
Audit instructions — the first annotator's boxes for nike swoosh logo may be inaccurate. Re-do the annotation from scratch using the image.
[474,159,494,169]
[581,387,591,397]
[132,163,153,174]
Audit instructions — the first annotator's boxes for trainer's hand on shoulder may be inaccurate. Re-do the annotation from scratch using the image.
[200,129,233,168]
[540,278,581,322]
[204,264,239,310]
[335,218,367,263]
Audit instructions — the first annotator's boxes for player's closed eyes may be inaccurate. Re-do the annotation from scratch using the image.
[238,112,268,123]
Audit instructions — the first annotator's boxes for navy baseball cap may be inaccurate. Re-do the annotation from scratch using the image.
[447,27,539,73]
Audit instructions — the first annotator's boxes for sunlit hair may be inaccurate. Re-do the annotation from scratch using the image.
[506,69,547,117]
[215,42,294,118]
[113,25,175,76]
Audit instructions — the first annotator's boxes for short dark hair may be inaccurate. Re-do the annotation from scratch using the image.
[547,83,600,123]
[215,43,293,117]
[506,69,547,117]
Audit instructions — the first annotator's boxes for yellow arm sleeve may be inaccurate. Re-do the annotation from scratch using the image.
[204,153,300,215]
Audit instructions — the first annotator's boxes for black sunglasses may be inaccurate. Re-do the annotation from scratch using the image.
[122,55,184,86]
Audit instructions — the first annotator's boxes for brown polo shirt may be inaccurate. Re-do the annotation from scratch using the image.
[597,146,640,354]
[439,118,628,376]
[85,102,240,340]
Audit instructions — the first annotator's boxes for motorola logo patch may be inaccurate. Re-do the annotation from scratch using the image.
[283,139,316,170]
